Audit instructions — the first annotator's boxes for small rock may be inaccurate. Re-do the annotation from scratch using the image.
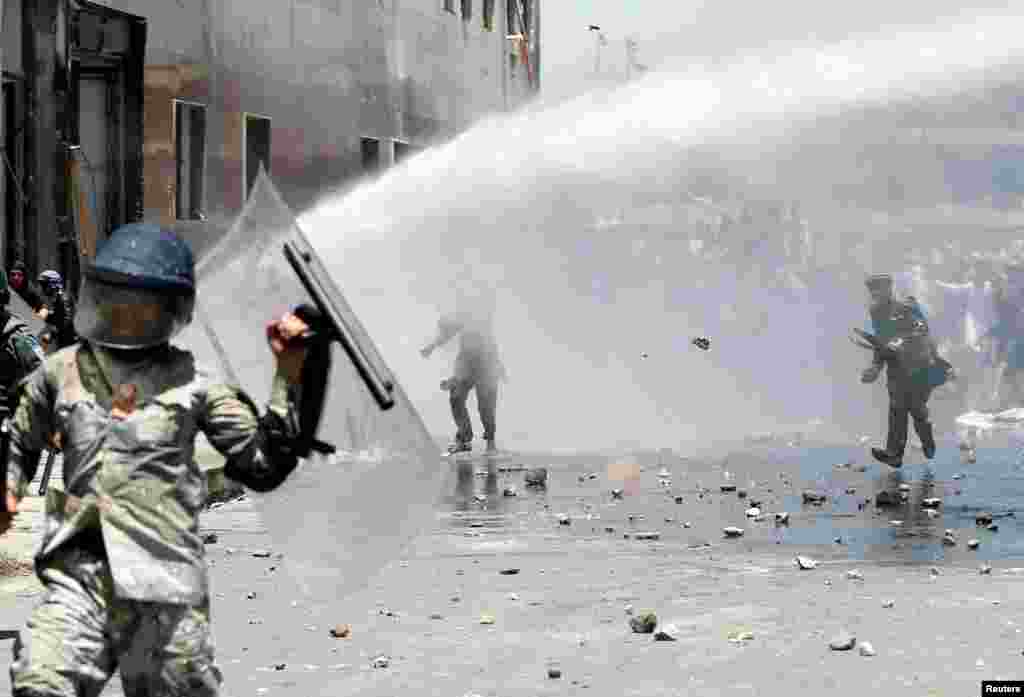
[847,569,864,580]
[980,564,993,575]
[246,592,255,600]
[988,522,999,532]
[802,491,826,505]
[548,668,562,679]
[502,486,518,497]
[557,514,571,526]
[329,624,351,638]
[882,599,894,608]
[624,604,634,616]
[795,556,818,570]
[629,612,657,634]
[479,613,496,625]
[875,491,901,507]
[372,655,390,669]
[634,531,661,541]
[829,633,856,651]
[852,464,868,472]
[890,520,904,526]
[976,512,994,526]
[922,497,942,509]
[683,522,692,529]
[611,489,624,500]
[674,496,684,504]
[525,468,548,487]
[274,663,286,671]
[745,507,761,518]
[859,641,876,657]
[604,526,615,533]
[252,550,272,558]
[834,537,844,545]
[952,473,964,480]
[775,512,790,525]
[654,623,680,641]
[723,527,745,538]
[506,592,520,601]
[942,530,957,546]
[967,539,980,550]
[925,509,940,519]
[845,487,857,495]
[737,490,748,499]
[898,483,911,493]
[930,567,940,576]
[202,532,218,545]
[500,568,520,575]
[627,514,646,522]
[721,484,737,493]
[728,630,755,643]
[429,613,444,620]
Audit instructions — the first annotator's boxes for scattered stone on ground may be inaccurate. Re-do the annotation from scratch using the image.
[795,556,818,570]
[745,507,760,518]
[775,512,790,525]
[548,668,562,679]
[728,629,755,643]
[882,599,894,608]
[654,623,680,641]
[633,531,661,541]
[967,539,980,550]
[479,613,495,625]
[329,624,351,638]
[525,468,548,487]
[723,527,745,538]
[673,496,683,504]
[930,567,940,576]
[502,486,518,497]
[202,532,218,545]
[921,498,941,509]
[847,569,864,580]
[875,491,900,507]
[721,484,737,493]
[980,564,993,575]
[372,655,390,669]
[802,491,826,505]
[942,530,957,546]
[925,509,940,519]
[976,512,993,526]
[557,514,571,526]
[988,522,999,532]
[737,490,748,499]
[500,568,520,575]
[859,641,876,656]
[629,612,657,634]
[0,553,34,578]
[829,633,856,651]
[252,550,272,559]
[611,489,624,500]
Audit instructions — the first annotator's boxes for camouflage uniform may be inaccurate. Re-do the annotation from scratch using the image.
[0,314,45,405]
[7,341,302,697]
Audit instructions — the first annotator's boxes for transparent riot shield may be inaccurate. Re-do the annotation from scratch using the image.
[181,169,446,603]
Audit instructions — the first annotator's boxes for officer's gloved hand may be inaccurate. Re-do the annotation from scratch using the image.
[861,366,881,384]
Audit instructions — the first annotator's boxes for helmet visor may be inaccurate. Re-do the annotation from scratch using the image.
[74,275,194,349]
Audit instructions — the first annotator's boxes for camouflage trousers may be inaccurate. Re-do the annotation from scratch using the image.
[10,546,221,697]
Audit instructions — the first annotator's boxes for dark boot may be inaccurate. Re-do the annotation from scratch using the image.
[871,447,903,468]
[917,421,936,460]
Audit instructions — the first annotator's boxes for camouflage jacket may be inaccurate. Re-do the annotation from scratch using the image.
[0,313,44,405]
[5,342,302,604]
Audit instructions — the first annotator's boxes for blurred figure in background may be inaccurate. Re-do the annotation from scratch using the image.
[8,261,45,317]
[421,276,506,456]
[36,269,77,349]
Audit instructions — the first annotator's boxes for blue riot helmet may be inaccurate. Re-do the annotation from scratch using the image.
[74,223,196,349]
[37,269,63,295]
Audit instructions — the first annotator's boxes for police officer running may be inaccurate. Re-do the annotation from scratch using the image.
[1,223,312,697]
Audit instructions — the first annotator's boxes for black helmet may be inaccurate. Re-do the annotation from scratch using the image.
[74,223,196,349]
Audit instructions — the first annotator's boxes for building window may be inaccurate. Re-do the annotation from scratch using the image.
[461,0,472,21]
[174,100,206,220]
[243,113,272,199]
[482,0,495,30]
[442,0,455,14]
[361,137,380,173]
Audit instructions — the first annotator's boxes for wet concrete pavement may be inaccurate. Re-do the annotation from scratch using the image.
[2,445,1024,695]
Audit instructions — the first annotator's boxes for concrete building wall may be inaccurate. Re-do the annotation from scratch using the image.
[0,0,539,277]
